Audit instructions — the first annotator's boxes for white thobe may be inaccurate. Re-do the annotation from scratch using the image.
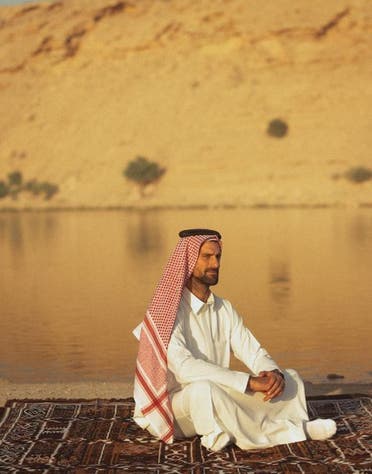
[133,288,309,450]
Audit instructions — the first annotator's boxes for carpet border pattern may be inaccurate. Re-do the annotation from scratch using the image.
[0,395,370,473]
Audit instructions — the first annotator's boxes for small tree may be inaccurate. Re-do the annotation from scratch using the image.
[8,171,23,187]
[24,179,40,195]
[40,182,59,200]
[0,172,59,201]
[267,118,288,138]
[123,155,166,196]
[24,179,59,199]
[0,181,9,199]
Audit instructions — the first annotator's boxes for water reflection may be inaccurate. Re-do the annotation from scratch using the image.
[349,213,372,249]
[28,213,59,245]
[0,214,24,252]
[269,260,291,314]
[0,212,59,256]
[0,209,371,384]
[125,211,163,257]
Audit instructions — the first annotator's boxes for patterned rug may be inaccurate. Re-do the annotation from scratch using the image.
[0,395,371,473]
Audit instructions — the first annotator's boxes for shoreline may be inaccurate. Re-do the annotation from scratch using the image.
[0,379,134,407]
[0,379,370,407]
[0,203,372,213]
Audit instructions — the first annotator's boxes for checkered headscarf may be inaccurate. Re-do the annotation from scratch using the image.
[134,231,221,443]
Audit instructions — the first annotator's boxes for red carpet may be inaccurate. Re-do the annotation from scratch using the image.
[0,395,371,472]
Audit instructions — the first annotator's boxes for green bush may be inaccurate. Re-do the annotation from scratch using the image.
[24,180,59,199]
[267,118,288,138]
[0,181,9,199]
[0,173,60,200]
[24,180,43,196]
[8,171,23,187]
[123,156,166,195]
[40,182,59,200]
[344,166,372,183]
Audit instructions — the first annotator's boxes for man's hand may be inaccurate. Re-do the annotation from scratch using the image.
[246,370,285,401]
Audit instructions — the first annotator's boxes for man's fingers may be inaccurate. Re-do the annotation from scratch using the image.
[269,384,284,400]
[263,392,271,401]
[252,372,286,399]
[264,376,285,401]
[265,373,279,392]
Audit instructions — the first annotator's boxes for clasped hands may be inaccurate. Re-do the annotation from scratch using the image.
[246,369,285,401]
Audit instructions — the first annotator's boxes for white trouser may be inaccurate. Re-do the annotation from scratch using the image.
[170,369,309,451]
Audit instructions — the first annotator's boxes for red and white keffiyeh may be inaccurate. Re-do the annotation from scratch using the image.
[134,233,221,443]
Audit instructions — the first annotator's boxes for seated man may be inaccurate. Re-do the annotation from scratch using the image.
[133,229,336,451]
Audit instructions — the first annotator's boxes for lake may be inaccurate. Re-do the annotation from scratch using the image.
[0,208,371,384]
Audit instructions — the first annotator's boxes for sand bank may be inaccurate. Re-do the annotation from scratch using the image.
[0,379,134,407]
[0,379,370,407]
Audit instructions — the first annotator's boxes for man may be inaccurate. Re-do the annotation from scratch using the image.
[133,229,336,451]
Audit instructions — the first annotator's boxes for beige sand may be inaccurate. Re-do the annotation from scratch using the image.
[0,378,370,408]
[0,378,134,407]
[0,0,371,210]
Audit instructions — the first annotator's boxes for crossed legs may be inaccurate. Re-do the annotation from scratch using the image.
[171,369,336,451]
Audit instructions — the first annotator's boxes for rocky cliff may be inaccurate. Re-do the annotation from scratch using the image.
[0,0,371,208]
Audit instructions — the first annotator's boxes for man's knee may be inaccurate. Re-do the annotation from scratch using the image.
[172,381,220,419]
[188,380,217,399]
[285,368,300,379]
[280,368,304,401]
[284,368,304,388]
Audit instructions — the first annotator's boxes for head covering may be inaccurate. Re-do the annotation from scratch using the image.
[178,228,222,239]
[134,229,222,443]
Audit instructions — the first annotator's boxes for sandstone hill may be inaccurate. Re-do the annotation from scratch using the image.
[0,0,371,209]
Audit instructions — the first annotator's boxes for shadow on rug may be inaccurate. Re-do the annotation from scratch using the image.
[0,395,371,473]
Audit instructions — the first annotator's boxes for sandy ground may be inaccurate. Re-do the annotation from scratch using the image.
[0,0,371,210]
[0,379,134,407]
[0,379,370,407]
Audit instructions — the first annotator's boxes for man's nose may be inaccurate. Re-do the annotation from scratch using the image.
[211,257,220,268]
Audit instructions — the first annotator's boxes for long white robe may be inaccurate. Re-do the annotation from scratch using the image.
[134,288,309,450]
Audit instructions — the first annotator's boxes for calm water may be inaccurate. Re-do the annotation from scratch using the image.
[0,208,371,384]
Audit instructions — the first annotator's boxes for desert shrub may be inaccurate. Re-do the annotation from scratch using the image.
[24,179,43,196]
[24,180,59,199]
[0,171,59,199]
[344,166,372,183]
[267,118,288,138]
[0,172,59,201]
[8,171,23,187]
[0,181,9,199]
[123,156,166,196]
[40,182,59,200]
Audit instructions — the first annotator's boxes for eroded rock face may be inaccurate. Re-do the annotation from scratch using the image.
[0,0,371,209]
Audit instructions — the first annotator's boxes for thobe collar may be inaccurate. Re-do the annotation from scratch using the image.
[182,286,215,314]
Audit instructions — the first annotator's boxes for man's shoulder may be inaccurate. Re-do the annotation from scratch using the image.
[213,293,234,312]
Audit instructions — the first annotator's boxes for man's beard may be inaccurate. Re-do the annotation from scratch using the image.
[198,270,219,286]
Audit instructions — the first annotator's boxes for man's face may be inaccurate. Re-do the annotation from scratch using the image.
[192,240,222,286]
